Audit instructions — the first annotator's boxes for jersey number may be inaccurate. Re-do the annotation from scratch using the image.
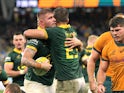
[66,48,78,59]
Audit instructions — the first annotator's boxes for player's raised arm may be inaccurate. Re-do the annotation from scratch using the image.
[24,29,48,39]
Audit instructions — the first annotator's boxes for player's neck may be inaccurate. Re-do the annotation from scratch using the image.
[38,25,45,29]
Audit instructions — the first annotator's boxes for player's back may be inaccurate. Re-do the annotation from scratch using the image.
[46,25,83,81]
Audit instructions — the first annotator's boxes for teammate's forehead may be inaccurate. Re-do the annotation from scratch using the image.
[110,26,123,31]
[13,34,24,39]
[38,12,54,20]
[44,13,54,17]
[37,9,53,17]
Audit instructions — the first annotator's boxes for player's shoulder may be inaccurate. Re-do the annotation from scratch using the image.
[46,27,62,35]
[7,51,13,55]
[103,39,114,50]
[100,31,111,38]
[96,31,113,43]
[8,50,17,56]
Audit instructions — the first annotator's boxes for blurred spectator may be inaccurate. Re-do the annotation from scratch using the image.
[0,38,10,67]
[79,24,93,42]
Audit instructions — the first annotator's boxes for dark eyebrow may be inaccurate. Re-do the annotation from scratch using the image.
[110,29,120,32]
[115,29,120,31]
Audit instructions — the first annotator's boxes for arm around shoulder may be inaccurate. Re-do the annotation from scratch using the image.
[24,29,48,39]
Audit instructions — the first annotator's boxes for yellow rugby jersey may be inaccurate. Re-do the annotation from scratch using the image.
[102,40,124,91]
[93,31,113,77]
[93,31,112,53]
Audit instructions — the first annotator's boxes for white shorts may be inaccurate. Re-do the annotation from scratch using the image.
[24,79,56,93]
[56,77,86,93]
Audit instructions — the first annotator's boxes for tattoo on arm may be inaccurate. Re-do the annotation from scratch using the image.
[22,48,37,68]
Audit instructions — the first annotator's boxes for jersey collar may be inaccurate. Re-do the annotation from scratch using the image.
[13,48,22,54]
[37,26,44,30]
[58,24,71,28]
[115,41,124,46]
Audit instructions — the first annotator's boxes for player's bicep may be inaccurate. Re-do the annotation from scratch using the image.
[99,60,109,72]
[4,63,14,72]
[89,49,100,63]
[23,47,37,60]
[24,29,48,39]
[21,47,36,65]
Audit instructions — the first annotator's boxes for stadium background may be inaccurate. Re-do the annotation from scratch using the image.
[0,0,124,92]
[0,0,124,68]
[0,0,124,46]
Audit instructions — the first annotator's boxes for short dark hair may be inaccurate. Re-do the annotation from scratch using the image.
[13,32,23,35]
[109,17,124,27]
[13,32,26,40]
[54,7,69,23]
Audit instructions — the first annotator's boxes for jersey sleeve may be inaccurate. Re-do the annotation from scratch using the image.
[4,53,13,63]
[93,32,112,54]
[93,35,105,54]
[101,44,109,62]
[26,39,43,51]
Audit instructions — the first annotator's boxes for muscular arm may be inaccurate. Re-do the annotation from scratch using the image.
[21,47,37,67]
[87,49,100,90]
[87,49,100,82]
[21,47,52,71]
[24,29,48,39]
[24,29,83,51]
[97,60,109,93]
[4,63,22,77]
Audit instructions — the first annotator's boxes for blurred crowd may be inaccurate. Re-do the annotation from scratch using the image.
[0,6,123,66]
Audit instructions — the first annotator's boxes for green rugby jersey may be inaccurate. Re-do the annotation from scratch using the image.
[0,70,8,81]
[46,24,83,81]
[81,46,100,82]
[4,48,25,86]
[25,39,55,86]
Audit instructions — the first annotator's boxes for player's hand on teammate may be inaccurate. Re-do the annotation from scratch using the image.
[65,37,82,49]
